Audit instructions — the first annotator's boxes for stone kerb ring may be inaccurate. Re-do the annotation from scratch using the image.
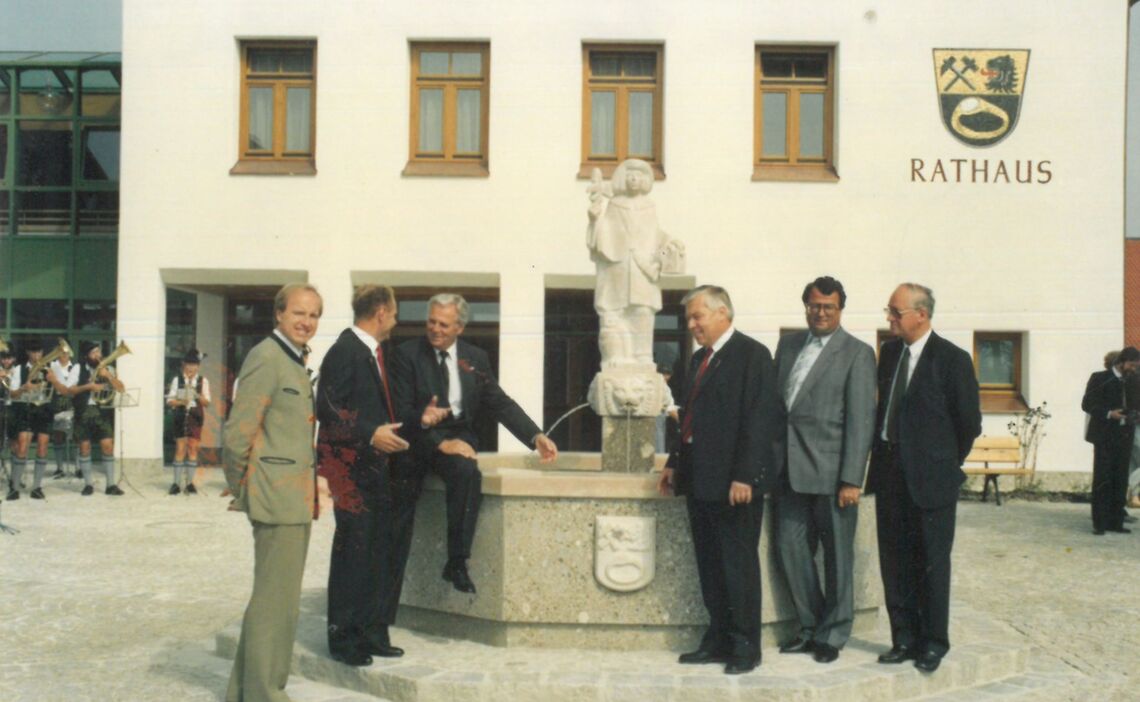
[950,97,1010,140]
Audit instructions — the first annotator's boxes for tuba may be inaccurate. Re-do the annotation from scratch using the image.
[25,339,70,405]
[92,341,132,407]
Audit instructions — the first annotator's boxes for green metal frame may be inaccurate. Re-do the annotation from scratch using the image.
[0,52,121,350]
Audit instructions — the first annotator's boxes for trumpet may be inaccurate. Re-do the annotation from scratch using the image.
[92,341,132,407]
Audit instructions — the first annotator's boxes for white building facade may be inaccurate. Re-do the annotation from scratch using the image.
[118,0,1129,478]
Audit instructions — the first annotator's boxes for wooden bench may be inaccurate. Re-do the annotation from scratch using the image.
[963,436,1031,506]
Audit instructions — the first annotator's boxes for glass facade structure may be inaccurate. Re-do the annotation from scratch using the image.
[0,52,120,353]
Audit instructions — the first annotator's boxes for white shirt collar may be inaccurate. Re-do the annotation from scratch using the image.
[707,326,735,355]
[435,340,459,359]
[905,328,933,360]
[350,325,379,354]
[273,329,305,359]
[807,328,837,348]
[1113,366,1124,380]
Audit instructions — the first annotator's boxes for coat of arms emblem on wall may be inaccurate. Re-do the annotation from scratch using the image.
[594,516,655,592]
[933,49,1030,147]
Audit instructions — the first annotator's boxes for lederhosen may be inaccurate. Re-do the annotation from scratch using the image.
[15,363,54,436]
[172,374,205,440]
[73,364,115,443]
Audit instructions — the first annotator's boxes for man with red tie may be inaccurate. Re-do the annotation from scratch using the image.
[658,285,778,675]
[316,285,449,666]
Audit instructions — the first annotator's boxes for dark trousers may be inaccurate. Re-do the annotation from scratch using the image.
[686,496,763,658]
[326,487,414,654]
[1091,441,1129,531]
[874,445,956,656]
[427,451,482,560]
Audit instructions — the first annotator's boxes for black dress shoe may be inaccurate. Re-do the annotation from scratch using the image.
[185,483,198,495]
[878,644,916,664]
[30,488,44,500]
[442,560,477,594]
[330,649,373,667]
[914,650,943,673]
[105,485,125,496]
[812,643,840,663]
[778,636,814,654]
[365,642,405,658]
[1093,528,1106,535]
[678,648,729,664]
[724,653,761,675]
[81,485,94,496]
[169,484,181,495]
[1107,527,1132,534]
[6,489,18,501]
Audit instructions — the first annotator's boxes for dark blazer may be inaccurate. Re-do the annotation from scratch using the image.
[1082,369,1131,448]
[865,332,982,510]
[391,337,541,456]
[666,330,778,502]
[316,328,396,494]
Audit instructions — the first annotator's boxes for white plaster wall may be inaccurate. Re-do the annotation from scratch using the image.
[119,0,1128,472]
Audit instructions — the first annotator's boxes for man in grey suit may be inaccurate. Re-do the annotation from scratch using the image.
[224,283,322,702]
[772,276,876,664]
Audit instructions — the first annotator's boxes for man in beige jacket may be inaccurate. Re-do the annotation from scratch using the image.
[223,283,322,702]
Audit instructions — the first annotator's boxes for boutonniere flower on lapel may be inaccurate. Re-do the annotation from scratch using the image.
[457,358,491,386]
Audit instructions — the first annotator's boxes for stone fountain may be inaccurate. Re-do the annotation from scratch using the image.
[396,159,881,650]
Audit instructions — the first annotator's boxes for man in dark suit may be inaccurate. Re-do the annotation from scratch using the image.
[865,283,981,674]
[1081,346,1140,535]
[391,293,558,594]
[772,276,876,664]
[223,283,323,702]
[658,285,777,675]
[316,285,450,666]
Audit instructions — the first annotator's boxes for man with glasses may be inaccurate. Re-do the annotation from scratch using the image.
[772,276,876,664]
[865,283,980,674]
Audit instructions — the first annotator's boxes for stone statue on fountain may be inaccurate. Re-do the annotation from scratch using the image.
[586,158,685,432]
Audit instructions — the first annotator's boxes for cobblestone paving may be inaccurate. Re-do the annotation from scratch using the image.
[0,470,1134,700]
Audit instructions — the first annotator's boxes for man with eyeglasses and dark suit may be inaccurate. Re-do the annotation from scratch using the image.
[865,283,980,674]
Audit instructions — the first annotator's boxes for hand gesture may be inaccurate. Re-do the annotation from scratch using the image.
[657,467,675,496]
[420,395,451,428]
[534,434,558,463]
[439,438,476,459]
[371,422,409,454]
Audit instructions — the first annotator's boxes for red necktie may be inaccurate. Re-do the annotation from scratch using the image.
[680,349,713,444]
[376,345,396,420]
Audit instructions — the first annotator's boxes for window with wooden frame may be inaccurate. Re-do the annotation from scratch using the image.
[754,46,836,182]
[231,41,316,176]
[404,42,490,177]
[974,331,1027,412]
[580,44,664,179]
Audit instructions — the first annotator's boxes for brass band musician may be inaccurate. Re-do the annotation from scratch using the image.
[165,349,210,495]
[8,340,70,500]
[68,342,126,496]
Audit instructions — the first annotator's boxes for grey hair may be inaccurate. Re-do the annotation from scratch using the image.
[429,293,470,326]
[682,285,735,321]
[274,283,323,316]
[900,283,935,318]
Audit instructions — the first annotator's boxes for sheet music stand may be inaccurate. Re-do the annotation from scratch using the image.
[113,389,141,495]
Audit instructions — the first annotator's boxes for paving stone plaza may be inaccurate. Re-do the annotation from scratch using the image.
[1,470,1136,701]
